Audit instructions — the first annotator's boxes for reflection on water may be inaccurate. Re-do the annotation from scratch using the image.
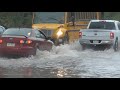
[51,68,69,78]
[51,68,80,78]
[0,55,31,59]
[0,67,4,78]
[0,41,119,78]
[57,69,67,78]
[0,67,79,78]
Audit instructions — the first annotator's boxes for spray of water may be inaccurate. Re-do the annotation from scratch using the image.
[0,41,120,78]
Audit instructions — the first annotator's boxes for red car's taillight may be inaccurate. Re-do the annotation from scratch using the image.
[20,40,32,44]
[110,32,114,39]
[79,32,82,38]
[26,40,32,44]
[20,40,24,44]
[0,40,2,44]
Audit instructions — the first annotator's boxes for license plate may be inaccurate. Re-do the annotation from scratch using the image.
[93,41,98,43]
[7,43,15,47]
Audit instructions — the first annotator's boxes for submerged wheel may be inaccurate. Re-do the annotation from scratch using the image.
[81,44,86,50]
[54,39,59,46]
[114,39,118,52]
[33,47,37,56]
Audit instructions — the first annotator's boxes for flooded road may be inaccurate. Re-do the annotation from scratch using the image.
[0,41,120,78]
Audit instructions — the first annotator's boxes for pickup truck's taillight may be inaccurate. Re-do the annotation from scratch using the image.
[79,32,82,38]
[110,32,114,39]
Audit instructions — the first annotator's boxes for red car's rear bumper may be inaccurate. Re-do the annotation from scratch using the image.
[0,46,35,56]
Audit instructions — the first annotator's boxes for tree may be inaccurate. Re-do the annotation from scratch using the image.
[0,12,32,28]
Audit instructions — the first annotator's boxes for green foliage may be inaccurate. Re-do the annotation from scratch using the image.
[0,12,32,28]
[104,12,120,21]
[0,12,120,29]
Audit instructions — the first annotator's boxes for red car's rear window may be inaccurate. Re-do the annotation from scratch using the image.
[3,28,32,37]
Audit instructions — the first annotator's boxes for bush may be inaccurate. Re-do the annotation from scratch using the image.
[0,12,32,28]
[0,12,120,29]
[104,12,120,21]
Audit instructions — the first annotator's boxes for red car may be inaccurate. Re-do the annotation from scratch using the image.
[0,28,54,57]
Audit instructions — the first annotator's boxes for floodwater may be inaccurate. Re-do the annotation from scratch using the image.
[0,41,120,78]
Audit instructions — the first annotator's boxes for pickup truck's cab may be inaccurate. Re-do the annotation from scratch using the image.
[79,20,120,51]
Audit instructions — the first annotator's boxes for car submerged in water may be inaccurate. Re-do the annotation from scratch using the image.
[0,28,54,57]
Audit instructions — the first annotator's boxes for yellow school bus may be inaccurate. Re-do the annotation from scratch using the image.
[32,12,103,45]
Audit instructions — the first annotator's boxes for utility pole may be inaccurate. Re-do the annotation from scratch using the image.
[71,12,75,26]
[32,12,34,24]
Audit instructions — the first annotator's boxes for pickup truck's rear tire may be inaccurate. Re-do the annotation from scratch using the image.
[114,39,118,52]
[81,44,86,50]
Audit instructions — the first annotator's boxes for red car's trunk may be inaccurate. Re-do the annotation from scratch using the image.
[0,36,33,47]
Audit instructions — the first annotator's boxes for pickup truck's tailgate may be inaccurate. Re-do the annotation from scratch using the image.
[81,29,112,40]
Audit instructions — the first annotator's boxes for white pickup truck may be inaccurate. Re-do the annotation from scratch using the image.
[79,20,120,51]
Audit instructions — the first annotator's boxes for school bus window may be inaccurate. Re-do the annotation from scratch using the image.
[33,12,65,24]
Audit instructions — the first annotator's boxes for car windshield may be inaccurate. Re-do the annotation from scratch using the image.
[2,28,32,37]
[89,22,116,30]
[40,29,54,37]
